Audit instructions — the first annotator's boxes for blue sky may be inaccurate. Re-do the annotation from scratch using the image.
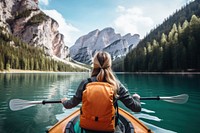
[38,0,193,47]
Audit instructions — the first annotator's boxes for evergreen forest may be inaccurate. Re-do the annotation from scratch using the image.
[123,15,200,72]
[0,27,85,72]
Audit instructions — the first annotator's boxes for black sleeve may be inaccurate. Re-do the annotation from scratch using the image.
[117,85,141,112]
[62,79,88,109]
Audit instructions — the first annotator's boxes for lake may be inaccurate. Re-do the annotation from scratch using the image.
[0,73,199,133]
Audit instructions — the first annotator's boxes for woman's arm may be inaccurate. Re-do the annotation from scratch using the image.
[118,85,141,112]
[62,79,88,109]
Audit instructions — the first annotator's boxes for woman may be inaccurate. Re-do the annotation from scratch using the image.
[61,51,141,132]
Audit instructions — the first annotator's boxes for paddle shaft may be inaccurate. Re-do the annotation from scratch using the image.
[140,96,160,100]
[42,100,61,104]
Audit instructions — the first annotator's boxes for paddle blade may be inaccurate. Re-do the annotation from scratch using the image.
[161,94,189,104]
[9,99,41,111]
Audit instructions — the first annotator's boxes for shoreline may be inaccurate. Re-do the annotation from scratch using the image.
[1,69,200,74]
[116,71,200,75]
[0,69,90,74]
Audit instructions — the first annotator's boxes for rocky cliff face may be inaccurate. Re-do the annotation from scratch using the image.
[70,27,140,64]
[0,0,68,59]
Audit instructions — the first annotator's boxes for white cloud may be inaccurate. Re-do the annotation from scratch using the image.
[42,9,80,47]
[116,5,125,13]
[113,0,191,38]
[187,0,194,3]
[113,6,154,38]
[39,0,49,6]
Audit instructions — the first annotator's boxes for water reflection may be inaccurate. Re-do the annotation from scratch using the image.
[0,73,89,133]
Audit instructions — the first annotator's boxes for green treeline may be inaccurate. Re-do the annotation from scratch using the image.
[0,27,84,72]
[123,15,200,72]
[138,0,200,48]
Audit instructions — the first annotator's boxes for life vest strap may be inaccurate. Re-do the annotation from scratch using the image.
[81,114,115,122]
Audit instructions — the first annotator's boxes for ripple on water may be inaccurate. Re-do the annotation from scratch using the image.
[142,108,155,113]
[55,107,79,121]
[133,109,177,133]
[135,113,161,122]
[142,120,177,133]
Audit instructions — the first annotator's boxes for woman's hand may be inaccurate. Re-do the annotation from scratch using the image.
[61,98,67,103]
[132,93,140,100]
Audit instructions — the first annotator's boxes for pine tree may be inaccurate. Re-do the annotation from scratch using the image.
[0,58,4,71]
[6,63,10,71]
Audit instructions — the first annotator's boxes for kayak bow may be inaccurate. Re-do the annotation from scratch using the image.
[47,108,152,133]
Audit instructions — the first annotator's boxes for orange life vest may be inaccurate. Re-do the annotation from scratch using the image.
[80,82,116,132]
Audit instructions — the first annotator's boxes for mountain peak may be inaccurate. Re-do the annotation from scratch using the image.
[70,27,140,64]
[0,0,69,59]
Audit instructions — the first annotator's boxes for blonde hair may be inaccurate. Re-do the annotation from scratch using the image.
[91,51,119,97]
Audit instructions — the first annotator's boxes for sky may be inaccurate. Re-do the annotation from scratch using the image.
[38,0,194,47]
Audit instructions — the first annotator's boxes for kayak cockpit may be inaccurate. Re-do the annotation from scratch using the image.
[64,113,134,133]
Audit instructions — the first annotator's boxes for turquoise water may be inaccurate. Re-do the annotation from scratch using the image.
[0,73,199,133]
[117,74,200,133]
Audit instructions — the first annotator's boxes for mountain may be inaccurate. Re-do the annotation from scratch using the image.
[0,0,68,59]
[70,27,140,64]
[0,0,89,72]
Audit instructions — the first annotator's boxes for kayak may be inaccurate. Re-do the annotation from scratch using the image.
[47,108,152,133]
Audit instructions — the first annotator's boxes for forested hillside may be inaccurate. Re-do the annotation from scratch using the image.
[124,15,200,72]
[0,26,85,72]
[117,0,200,72]
[138,0,200,48]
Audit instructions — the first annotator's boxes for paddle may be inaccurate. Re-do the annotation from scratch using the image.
[9,94,189,111]
[140,94,189,104]
[9,99,61,111]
